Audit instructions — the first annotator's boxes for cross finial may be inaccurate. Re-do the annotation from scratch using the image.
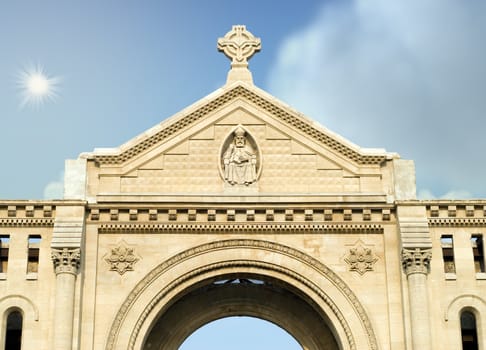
[218,25,261,84]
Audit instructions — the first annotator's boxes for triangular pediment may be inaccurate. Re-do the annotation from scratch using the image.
[84,82,396,196]
[89,83,390,166]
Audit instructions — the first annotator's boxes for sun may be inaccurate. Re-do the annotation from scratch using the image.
[18,64,61,109]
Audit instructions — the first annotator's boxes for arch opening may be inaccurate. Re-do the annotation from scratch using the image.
[461,310,479,350]
[142,273,340,350]
[5,309,22,350]
[179,316,302,350]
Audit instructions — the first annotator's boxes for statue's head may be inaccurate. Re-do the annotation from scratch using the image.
[234,127,246,147]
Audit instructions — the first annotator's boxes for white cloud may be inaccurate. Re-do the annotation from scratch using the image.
[267,0,486,198]
[43,172,64,199]
[417,189,435,200]
[418,189,473,200]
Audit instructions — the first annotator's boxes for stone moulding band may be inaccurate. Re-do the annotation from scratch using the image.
[428,218,486,227]
[97,223,384,234]
[0,218,54,227]
[93,86,386,166]
[106,239,378,350]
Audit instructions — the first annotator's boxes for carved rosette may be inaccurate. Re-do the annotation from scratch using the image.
[105,242,140,275]
[401,248,432,275]
[51,248,81,275]
[344,243,378,275]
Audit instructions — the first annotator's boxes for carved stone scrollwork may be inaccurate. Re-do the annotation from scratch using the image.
[105,242,140,275]
[51,248,81,275]
[402,248,432,275]
[344,243,378,275]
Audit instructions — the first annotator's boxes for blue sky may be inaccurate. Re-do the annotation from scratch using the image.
[1,0,486,200]
[1,0,486,346]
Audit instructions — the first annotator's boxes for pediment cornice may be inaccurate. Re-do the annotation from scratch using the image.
[87,83,393,166]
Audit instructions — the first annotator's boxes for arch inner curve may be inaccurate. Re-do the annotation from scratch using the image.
[143,274,340,350]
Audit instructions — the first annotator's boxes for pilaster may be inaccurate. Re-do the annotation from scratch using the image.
[50,204,85,350]
[397,204,432,350]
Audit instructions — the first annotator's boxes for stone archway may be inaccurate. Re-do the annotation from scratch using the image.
[143,274,339,350]
[106,239,377,350]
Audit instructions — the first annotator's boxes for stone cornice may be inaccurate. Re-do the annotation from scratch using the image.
[98,223,384,234]
[89,85,388,166]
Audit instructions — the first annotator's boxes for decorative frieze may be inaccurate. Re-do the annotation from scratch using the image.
[324,209,333,221]
[98,223,384,235]
[448,205,456,217]
[430,205,439,217]
[129,209,138,221]
[0,218,54,227]
[26,205,34,217]
[285,209,294,221]
[363,209,371,221]
[429,218,486,227]
[51,248,81,275]
[86,206,395,224]
[168,209,177,221]
[43,205,52,217]
[188,209,197,221]
[266,209,274,221]
[402,248,432,275]
[426,203,486,219]
[149,209,158,221]
[344,209,352,221]
[305,209,313,221]
[1,204,56,221]
[7,206,16,217]
[91,209,100,220]
[382,209,390,221]
[110,209,119,221]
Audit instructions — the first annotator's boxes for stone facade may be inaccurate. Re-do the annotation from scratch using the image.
[0,26,485,350]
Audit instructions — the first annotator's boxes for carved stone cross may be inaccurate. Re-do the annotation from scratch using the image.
[218,25,261,68]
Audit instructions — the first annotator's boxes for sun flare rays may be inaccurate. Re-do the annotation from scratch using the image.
[17,64,61,109]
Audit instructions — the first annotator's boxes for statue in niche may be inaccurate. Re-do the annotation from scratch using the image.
[223,127,257,185]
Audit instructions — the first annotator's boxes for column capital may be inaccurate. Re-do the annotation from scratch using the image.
[51,247,81,275]
[402,248,432,276]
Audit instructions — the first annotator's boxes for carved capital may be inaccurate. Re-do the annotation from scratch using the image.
[402,248,432,275]
[51,248,81,275]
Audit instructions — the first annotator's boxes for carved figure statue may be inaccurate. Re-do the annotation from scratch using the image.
[223,127,257,185]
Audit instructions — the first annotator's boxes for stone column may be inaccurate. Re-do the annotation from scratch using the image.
[51,248,81,350]
[402,248,432,350]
